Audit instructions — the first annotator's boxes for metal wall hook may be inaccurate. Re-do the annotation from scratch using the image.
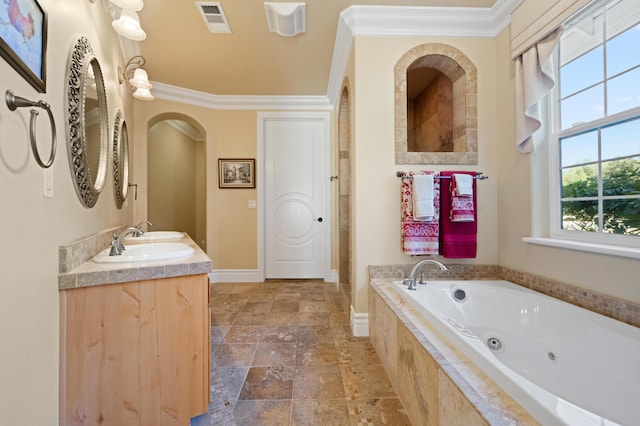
[6,90,57,169]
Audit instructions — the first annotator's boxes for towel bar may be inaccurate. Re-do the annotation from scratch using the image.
[396,171,488,180]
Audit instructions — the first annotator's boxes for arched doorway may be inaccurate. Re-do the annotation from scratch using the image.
[147,114,206,249]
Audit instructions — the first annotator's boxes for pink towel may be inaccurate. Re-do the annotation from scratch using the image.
[401,172,440,255]
[439,171,477,258]
[450,173,475,222]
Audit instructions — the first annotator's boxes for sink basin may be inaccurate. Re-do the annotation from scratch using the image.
[124,231,184,242]
[93,242,195,263]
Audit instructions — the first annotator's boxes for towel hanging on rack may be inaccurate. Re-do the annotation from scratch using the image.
[401,171,440,255]
[412,174,435,221]
[450,174,475,222]
[439,171,477,258]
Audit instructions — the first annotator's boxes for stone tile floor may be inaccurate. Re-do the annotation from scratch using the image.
[203,280,412,425]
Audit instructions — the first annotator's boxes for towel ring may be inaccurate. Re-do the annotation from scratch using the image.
[5,90,57,169]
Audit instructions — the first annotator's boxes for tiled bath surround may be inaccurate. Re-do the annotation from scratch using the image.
[369,264,640,328]
[368,279,538,425]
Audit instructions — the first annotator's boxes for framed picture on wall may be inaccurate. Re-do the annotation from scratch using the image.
[0,0,47,92]
[218,158,255,188]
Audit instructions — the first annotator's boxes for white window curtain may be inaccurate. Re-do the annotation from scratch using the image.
[515,28,563,153]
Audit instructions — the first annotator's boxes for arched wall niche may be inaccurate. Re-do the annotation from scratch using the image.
[395,43,478,165]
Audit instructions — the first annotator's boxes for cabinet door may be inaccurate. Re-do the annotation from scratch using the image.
[60,274,210,426]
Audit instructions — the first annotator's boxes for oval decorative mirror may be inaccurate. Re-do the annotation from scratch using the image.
[65,36,109,208]
[112,110,129,209]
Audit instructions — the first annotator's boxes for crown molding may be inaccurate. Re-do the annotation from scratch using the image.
[326,0,522,105]
[326,12,355,105]
[347,5,494,37]
[152,81,332,111]
[345,0,521,38]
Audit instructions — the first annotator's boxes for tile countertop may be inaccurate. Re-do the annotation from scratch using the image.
[58,234,212,290]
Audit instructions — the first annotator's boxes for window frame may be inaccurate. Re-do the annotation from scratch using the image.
[547,3,640,250]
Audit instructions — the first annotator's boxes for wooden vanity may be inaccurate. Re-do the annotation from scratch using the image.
[58,234,211,425]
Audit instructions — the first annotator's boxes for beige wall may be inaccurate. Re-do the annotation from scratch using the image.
[349,36,500,312]
[133,102,259,269]
[0,1,134,423]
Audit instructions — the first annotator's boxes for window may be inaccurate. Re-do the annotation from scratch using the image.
[552,0,640,246]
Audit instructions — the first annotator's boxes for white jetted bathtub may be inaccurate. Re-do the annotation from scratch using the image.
[392,280,640,426]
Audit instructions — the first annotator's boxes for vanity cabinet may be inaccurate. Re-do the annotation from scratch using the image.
[59,274,210,426]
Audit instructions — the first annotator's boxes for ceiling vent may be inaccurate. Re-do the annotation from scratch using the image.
[196,2,232,34]
[264,2,305,36]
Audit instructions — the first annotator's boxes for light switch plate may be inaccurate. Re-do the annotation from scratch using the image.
[43,168,53,198]
[248,200,257,209]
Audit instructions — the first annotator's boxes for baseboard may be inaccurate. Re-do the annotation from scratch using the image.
[326,269,339,283]
[209,269,339,284]
[350,305,370,337]
[209,269,261,283]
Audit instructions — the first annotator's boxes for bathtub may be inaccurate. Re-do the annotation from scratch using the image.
[392,280,640,426]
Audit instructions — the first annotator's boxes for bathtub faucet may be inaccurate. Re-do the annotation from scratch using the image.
[406,259,449,290]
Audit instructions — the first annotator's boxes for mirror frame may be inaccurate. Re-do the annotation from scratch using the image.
[65,36,109,208]
[112,109,129,209]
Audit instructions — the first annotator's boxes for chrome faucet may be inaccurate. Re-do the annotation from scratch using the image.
[109,227,141,256]
[133,220,152,236]
[406,259,449,290]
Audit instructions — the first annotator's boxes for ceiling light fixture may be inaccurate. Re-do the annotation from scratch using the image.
[118,56,154,101]
[89,0,147,41]
[264,2,306,36]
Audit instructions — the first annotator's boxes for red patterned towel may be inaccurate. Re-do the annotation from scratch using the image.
[439,171,477,258]
[451,173,475,222]
[401,172,440,255]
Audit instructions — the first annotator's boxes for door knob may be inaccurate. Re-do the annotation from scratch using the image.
[314,217,323,222]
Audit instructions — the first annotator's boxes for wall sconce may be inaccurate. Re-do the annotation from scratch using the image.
[118,56,154,101]
[89,0,146,41]
[264,2,306,36]
[112,9,146,41]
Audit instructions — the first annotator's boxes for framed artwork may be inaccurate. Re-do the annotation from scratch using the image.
[0,0,47,92]
[218,158,255,188]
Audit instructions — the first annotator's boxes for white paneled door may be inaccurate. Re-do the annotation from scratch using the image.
[262,112,330,279]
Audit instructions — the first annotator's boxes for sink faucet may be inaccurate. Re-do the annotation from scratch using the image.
[109,227,141,256]
[133,220,152,236]
[406,259,449,290]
